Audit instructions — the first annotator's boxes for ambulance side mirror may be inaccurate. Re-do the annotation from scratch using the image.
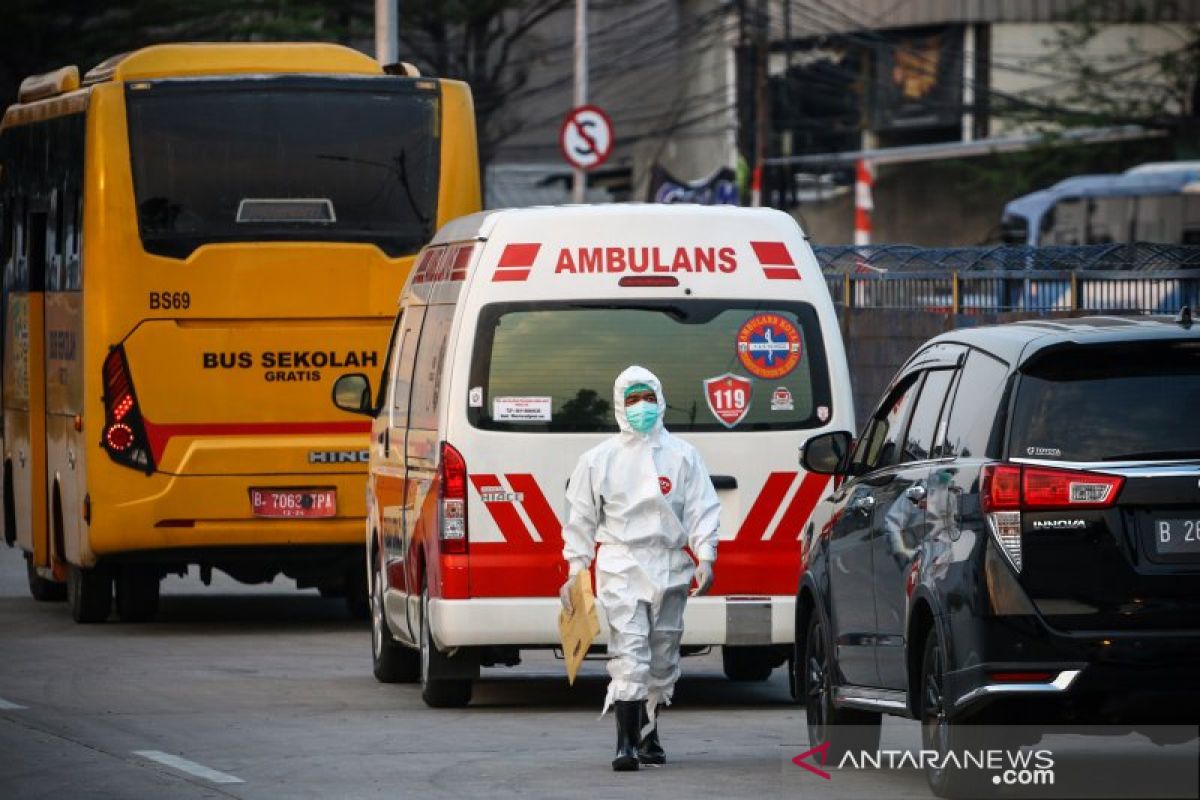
[332,373,373,416]
[800,431,853,475]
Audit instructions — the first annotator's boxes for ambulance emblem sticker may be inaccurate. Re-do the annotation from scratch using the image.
[736,313,802,380]
[703,373,752,428]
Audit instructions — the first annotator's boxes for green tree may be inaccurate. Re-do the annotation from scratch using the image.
[0,1,367,111]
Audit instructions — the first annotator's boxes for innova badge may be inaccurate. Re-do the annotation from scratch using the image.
[703,373,752,428]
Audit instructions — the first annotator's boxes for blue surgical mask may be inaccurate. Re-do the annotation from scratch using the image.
[626,400,659,434]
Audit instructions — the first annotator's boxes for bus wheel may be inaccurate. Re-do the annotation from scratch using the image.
[115,567,160,623]
[419,586,473,708]
[345,558,370,621]
[68,564,112,623]
[722,646,775,681]
[25,553,66,602]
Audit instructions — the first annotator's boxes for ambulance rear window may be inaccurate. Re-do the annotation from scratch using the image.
[467,300,833,433]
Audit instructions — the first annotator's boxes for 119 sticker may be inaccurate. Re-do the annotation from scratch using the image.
[703,373,752,428]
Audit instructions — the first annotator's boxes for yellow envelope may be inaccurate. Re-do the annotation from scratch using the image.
[558,570,602,685]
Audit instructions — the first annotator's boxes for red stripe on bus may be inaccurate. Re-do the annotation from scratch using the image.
[734,472,797,541]
[763,267,801,280]
[497,243,541,268]
[506,473,563,543]
[750,241,794,266]
[770,472,832,544]
[469,474,535,544]
[492,269,531,282]
[144,420,370,460]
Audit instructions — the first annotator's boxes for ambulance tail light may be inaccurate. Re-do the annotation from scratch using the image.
[439,441,468,554]
[101,346,155,474]
[981,463,1123,573]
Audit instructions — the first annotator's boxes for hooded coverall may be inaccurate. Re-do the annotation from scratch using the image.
[561,366,722,718]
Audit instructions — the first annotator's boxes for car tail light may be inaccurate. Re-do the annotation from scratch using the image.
[439,441,468,554]
[101,346,155,473]
[1022,466,1123,509]
[981,464,1021,512]
[981,463,1124,573]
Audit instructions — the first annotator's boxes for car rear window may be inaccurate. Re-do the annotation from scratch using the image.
[467,300,832,433]
[1010,340,1200,462]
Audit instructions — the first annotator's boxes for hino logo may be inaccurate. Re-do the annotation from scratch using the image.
[1032,519,1086,530]
[480,490,525,504]
[309,449,370,464]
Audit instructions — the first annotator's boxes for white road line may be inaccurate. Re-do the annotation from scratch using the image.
[0,697,27,710]
[133,750,244,784]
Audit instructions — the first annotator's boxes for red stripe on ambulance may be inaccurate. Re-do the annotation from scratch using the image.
[505,473,563,542]
[770,472,832,545]
[493,243,541,282]
[470,474,537,544]
[734,471,798,541]
[750,241,801,281]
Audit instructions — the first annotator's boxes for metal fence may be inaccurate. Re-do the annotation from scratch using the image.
[813,244,1200,314]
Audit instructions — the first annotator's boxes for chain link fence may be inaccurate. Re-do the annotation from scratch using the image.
[813,244,1200,314]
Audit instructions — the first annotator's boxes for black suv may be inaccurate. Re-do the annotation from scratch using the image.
[795,316,1200,793]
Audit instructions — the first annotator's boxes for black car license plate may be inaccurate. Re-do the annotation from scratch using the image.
[1152,518,1200,556]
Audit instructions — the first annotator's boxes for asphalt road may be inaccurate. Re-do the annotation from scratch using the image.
[0,544,1193,800]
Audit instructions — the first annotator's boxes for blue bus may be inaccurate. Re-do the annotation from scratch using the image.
[1001,165,1200,247]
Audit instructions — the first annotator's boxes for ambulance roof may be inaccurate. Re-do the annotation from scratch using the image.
[429,204,808,245]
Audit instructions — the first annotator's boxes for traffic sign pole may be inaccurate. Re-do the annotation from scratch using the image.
[573,0,588,203]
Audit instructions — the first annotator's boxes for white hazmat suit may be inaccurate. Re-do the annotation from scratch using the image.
[561,366,722,721]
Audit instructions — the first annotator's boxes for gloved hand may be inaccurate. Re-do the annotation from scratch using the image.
[559,577,575,613]
[691,560,714,596]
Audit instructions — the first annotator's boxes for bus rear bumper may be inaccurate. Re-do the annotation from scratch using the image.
[87,472,367,556]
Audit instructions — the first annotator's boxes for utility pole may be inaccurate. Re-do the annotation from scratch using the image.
[572,0,589,203]
[375,0,399,65]
[752,0,768,206]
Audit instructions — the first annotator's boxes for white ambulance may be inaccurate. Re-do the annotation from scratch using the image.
[331,204,853,707]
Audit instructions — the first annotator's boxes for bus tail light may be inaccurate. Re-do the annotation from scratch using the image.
[439,441,468,554]
[982,463,1124,572]
[101,346,155,473]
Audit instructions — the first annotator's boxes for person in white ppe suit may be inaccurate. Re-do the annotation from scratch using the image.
[560,366,721,771]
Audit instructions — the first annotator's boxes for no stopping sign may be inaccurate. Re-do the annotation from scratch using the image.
[559,105,614,171]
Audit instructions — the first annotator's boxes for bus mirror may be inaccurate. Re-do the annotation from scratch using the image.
[800,431,853,475]
[333,373,373,416]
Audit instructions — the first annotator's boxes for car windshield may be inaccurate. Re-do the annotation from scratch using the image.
[467,300,832,433]
[126,77,439,258]
[1010,340,1200,462]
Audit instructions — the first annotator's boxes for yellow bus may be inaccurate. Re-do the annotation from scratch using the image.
[0,43,480,622]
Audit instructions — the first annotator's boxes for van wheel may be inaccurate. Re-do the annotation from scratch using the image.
[345,557,370,621]
[25,553,66,602]
[419,587,472,708]
[371,551,419,683]
[722,646,775,681]
[115,567,160,622]
[68,564,112,623]
[804,610,881,759]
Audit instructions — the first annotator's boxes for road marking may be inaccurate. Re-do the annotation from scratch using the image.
[0,697,26,710]
[133,751,244,784]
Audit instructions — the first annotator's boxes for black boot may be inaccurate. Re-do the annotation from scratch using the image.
[612,700,641,771]
[638,705,666,766]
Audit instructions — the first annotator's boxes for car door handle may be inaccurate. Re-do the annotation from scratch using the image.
[850,495,875,514]
[905,485,927,503]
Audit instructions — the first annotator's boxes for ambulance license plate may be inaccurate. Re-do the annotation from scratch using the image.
[250,488,336,518]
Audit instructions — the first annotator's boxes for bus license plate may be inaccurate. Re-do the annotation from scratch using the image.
[250,488,336,519]
[1152,518,1200,556]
